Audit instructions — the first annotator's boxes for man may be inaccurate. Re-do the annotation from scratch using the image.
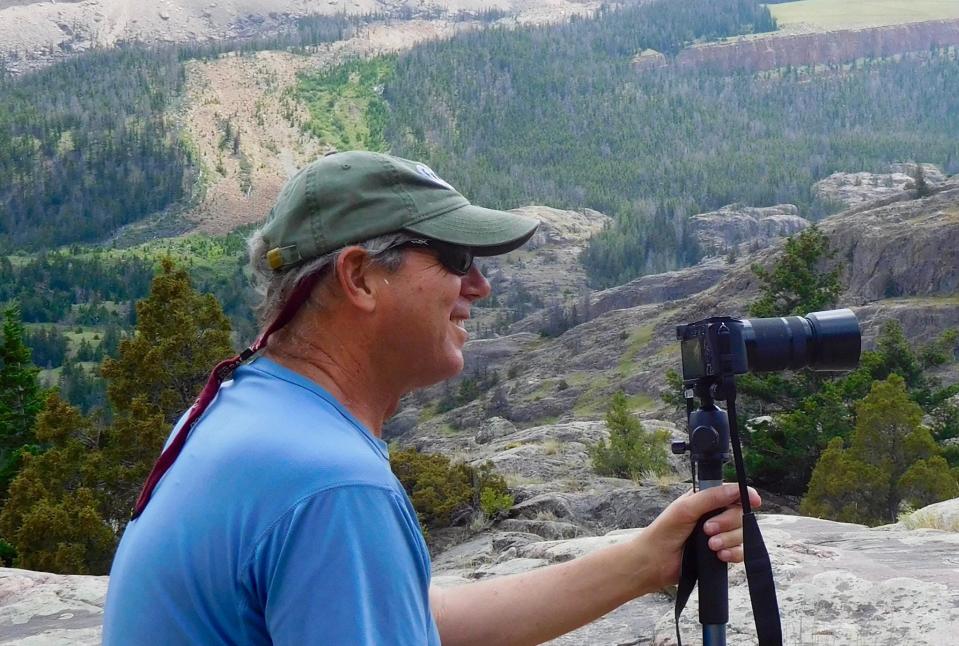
[103,151,758,644]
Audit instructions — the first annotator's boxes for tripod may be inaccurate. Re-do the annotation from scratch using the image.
[672,368,782,646]
[672,378,732,646]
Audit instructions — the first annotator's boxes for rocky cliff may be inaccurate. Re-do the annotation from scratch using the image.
[673,19,959,74]
[814,163,949,209]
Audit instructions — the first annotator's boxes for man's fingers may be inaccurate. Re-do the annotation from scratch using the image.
[716,545,744,564]
[707,527,743,552]
[683,484,761,521]
[703,506,743,535]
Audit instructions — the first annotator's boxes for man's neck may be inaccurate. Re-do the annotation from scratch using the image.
[263,328,400,437]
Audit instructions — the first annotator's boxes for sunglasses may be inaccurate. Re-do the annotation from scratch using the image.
[390,238,474,276]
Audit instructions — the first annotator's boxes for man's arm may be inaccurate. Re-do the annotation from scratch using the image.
[430,483,759,646]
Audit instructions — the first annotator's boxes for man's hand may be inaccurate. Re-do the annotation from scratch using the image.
[634,484,762,594]
[432,483,762,645]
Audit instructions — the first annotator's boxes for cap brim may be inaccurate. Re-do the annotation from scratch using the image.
[404,204,540,256]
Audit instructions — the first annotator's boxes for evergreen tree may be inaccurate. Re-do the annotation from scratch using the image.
[0,393,114,574]
[102,259,233,530]
[912,163,932,198]
[801,375,958,525]
[99,258,233,532]
[798,437,889,525]
[0,305,44,499]
[748,225,840,318]
[739,226,845,492]
[101,258,233,424]
[0,259,235,572]
[589,392,670,480]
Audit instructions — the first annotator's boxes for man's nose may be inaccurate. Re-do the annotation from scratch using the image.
[461,264,491,301]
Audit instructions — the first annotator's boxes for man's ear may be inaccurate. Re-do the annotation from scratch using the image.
[333,246,381,313]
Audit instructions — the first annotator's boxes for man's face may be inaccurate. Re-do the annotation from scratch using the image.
[375,246,491,391]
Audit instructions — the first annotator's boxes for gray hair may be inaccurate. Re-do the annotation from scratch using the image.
[247,229,417,327]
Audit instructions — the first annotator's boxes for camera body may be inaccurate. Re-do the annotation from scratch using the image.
[676,309,861,381]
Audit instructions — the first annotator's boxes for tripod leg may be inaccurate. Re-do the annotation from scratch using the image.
[697,480,728,646]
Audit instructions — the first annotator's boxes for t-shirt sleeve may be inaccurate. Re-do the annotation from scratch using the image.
[239,484,437,645]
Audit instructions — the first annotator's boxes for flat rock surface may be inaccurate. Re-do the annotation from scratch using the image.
[1,503,957,645]
[0,568,107,645]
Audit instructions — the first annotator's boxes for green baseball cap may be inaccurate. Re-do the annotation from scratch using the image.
[260,151,540,270]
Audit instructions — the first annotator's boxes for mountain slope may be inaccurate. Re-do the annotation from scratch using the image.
[0,0,600,74]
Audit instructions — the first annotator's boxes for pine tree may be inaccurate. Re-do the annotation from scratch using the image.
[801,375,958,525]
[589,392,670,480]
[912,163,932,198]
[748,225,840,318]
[799,437,889,525]
[0,305,45,499]
[0,260,235,572]
[99,258,233,533]
[0,393,114,574]
[739,225,844,492]
[101,258,233,424]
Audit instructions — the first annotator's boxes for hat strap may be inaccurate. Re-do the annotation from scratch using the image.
[131,271,323,519]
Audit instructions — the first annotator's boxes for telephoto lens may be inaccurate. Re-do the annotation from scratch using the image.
[742,309,861,373]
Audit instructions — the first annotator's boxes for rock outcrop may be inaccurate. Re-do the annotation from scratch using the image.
[813,163,947,209]
[6,502,958,645]
[0,568,106,645]
[632,48,667,71]
[821,176,959,302]
[0,0,601,74]
[688,203,808,256]
[675,19,959,74]
[468,206,610,336]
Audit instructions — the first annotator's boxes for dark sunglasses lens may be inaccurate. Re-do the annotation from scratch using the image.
[438,245,472,275]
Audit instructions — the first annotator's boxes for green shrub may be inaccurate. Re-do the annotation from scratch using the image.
[589,392,670,480]
[390,449,514,544]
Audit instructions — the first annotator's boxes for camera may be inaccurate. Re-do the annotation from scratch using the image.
[676,309,861,381]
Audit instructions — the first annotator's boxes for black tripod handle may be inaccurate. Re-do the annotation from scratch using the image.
[695,508,729,627]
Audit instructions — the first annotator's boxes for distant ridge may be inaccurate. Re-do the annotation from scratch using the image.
[674,18,959,73]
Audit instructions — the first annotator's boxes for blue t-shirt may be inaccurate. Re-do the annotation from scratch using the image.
[103,357,440,645]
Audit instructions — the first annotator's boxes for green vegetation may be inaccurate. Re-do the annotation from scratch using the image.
[1,230,261,413]
[295,56,395,152]
[801,375,958,525]
[769,0,959,30]
[0,251,153,323]
[0,306,45,507]
[0,47,190,251]
[589,391,671,480]
[619,325,655,375]
[738,225,959,499]
[379,0,959,286]
[390,448,513,546]
[748,226,840,318]
[0,261,234,573]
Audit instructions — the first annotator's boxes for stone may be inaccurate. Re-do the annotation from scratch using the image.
[675,20,959,74]
[496,519,583,541]
[0,568,107,645]
[813,164,946,209]
[475,416,516,444]
[688,203,808,257]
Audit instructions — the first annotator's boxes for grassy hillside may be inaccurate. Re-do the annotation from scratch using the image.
[295,56,395,153]
[770,0,959,30]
